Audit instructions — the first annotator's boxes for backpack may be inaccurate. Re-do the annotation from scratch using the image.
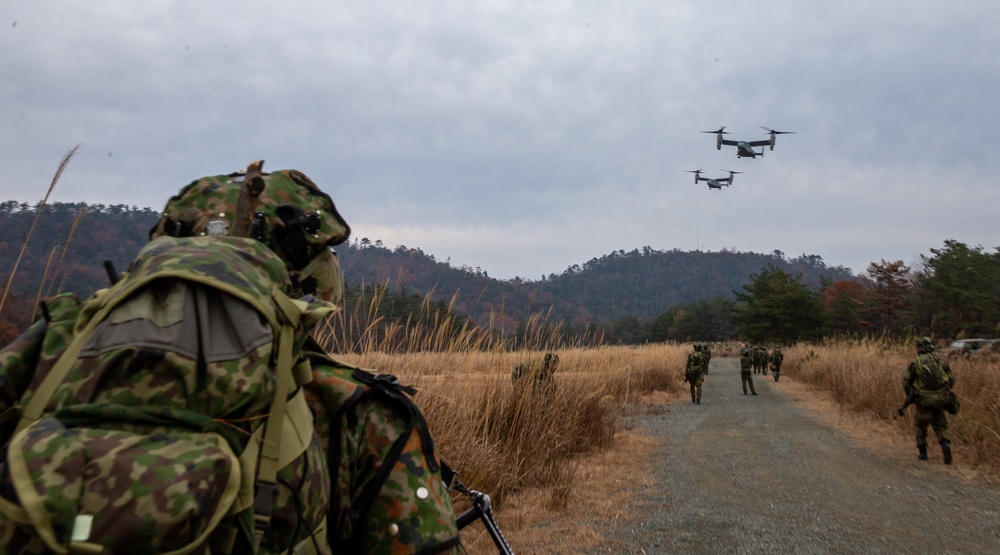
[913,353,952,409]
[303,356,463,553]
[685,351,707,379]
[0,236,335,554]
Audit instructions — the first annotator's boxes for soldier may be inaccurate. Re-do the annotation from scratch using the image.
[152,167,468,553]
[512,352,560,396]
[0,166,468,554]
[684,344,709,404]
[740,347,758,395]
[903,337,956,464]
[770,346,784,382]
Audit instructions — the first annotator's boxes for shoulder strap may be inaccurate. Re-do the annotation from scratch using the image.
[251,288,313,550]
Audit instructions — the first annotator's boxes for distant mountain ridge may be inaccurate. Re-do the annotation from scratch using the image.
[336,240,855,325]
[0,202,856,329]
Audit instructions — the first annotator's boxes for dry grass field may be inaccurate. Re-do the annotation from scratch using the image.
[783,340,1000,474]
[326,339,1000,554]
[328,344,686,554]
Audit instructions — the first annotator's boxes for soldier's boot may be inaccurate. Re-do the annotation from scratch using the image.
[773,373,779,382]
[696,397,701,404]
[751,389,758,396]
[692,395,697,403]
[918,445,928,460]
[940,440,952,465]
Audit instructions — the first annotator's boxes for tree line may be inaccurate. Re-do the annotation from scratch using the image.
[0,201,994,348]
[599,240,999,345]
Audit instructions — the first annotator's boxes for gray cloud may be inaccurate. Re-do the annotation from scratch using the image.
[1,1,997,280]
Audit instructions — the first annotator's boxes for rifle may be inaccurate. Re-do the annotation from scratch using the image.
[444,464,515,555]
[893,389,920,419]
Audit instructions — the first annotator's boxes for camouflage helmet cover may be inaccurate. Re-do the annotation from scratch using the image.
[915,336,935,353]
[150,166,350,303]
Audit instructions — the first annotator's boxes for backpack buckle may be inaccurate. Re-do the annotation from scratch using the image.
[253,480,276,548]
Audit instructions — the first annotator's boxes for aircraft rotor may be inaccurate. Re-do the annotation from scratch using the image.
[701,126,730,150]
[760,127,794,151]
[700,126,730,135]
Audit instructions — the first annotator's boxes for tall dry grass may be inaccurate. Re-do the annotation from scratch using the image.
[311,288,686,551]
[332,345,684,552]
[783,339,1000,474]
[330,343,685,498]
[0,144,79,317]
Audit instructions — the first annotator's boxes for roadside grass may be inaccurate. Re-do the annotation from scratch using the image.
[329,344,684,553]
[314,292,685,553]
[783,339,1000,477]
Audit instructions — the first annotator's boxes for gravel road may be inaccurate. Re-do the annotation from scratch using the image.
[601,357,1000,554]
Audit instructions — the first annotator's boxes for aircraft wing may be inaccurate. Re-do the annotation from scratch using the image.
[720,139,740,147]
[746,139,771,147]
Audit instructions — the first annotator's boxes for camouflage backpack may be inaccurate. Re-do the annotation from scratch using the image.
[0,236,335,554]
[913,352,951,409]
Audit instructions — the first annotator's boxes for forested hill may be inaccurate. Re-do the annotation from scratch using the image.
[0,201,856,333]
[336,241,855,325]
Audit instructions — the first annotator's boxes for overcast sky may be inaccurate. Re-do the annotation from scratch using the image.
[2,1,997,280]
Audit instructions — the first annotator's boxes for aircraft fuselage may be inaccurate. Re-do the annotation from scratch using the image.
[736,142,763,158]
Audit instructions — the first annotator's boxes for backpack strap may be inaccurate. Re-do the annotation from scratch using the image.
[251,289,304,551]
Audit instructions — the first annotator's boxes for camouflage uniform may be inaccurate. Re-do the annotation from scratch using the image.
[770,347,783,382]
[684,345,709,404]
[903,337,956,464]
[150,167,466,554]
[756,346,769,375]
[512,352,560,396]
[739,348,758,395]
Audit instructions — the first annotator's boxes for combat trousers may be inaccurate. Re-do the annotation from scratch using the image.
[741,371,757,395]
[914,405,949,447]
[689,374,704,403]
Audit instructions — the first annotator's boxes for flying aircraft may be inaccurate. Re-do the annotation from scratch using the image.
[701,126,795,158]
[685,169,743,190]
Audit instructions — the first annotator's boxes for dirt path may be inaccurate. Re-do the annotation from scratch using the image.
[598,357,1000,554]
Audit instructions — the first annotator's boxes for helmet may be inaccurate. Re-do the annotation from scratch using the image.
[741,348,750,356]
[150,164,350,303]
[915,337,935,353]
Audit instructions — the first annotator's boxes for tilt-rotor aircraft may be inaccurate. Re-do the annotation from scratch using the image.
[685,169,743,190]
[701,126,794,158]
